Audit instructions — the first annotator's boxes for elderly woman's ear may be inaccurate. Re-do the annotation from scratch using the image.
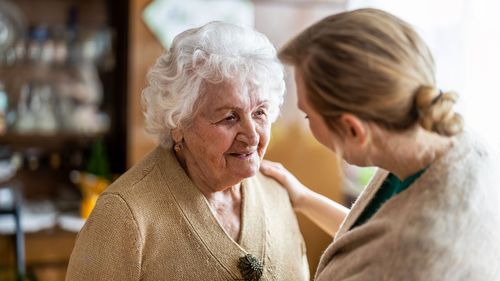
[172,128,185,154]
[171,128,183,143]
[171,128,184,150]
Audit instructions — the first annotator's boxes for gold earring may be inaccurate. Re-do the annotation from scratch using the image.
[174,142,182,152]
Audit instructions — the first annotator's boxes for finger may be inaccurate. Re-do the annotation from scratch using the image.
[262,159,286,170]
[260,161,278,174]
[263,159,286,167]
[260,162,276,175]
[260,160,272,170]
[264,169,288,185]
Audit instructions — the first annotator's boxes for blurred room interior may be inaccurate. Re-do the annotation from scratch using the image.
[0,0,499,280]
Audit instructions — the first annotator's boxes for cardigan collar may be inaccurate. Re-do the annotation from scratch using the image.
[154,146,267,280]
[335,169,389,239]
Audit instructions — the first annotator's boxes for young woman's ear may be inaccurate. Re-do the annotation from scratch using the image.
[338,114,367,145]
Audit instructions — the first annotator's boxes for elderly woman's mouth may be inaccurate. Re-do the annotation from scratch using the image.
[228,151,255,159]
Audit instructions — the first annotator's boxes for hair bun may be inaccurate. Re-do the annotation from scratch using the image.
[415,85,464,136]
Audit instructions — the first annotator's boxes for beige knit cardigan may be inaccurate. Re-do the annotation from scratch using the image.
[315,132,500,281]
[66,147,309,281]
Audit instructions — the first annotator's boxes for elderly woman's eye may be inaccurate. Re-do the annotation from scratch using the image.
[224,114,237,122]
[254,109,267,118]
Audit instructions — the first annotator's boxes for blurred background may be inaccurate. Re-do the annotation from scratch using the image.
[0,0,498,280]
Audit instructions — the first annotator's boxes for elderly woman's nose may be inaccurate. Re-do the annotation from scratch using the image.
[236,119,259,146]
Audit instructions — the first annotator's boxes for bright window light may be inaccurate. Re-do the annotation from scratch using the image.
[348,0,500,146]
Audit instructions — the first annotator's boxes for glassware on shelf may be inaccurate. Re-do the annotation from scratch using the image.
[27,25,45,64]
[13,81,58,134]
[0,0,26,64]
[52,26,68,65]
[0,81,8,135]
[35,84,58,133]
[13,40,26,63]
[14,82,36,133]
[0,2,115,138]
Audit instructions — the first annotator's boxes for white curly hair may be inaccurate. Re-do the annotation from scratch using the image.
[141,21,285,148]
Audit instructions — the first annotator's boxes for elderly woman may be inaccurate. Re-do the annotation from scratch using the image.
[261,8,500,280]
[66,22,309,281]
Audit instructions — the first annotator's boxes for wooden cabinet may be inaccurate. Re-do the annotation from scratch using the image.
[0,0,129,188]
[0,228,76,281]
[0,0,129,280]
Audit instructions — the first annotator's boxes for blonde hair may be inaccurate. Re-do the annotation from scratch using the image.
[280,8,463,137]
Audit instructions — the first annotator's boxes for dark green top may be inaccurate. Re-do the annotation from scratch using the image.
[350,169,426,230]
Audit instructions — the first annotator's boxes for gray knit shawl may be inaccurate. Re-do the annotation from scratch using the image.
[316,132,500,281]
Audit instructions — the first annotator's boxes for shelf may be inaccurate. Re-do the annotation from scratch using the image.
[0,62,113,77]
[0,132,105,150]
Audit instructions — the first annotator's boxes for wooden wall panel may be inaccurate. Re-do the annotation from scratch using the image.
[265,124,343,275]
[127,0,162,166]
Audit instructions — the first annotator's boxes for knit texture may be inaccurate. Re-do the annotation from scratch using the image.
[66,147,309,281]
[315,132,500,281]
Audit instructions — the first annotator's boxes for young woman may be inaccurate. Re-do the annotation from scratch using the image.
[262,8,500,280]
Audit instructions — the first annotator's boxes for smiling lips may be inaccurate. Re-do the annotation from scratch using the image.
[228,151,255,159]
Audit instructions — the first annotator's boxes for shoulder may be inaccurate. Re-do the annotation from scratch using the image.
[252,171,290,199]
[440,131,498,174]
[96,146,183,225]
[423,131,500,205]
[68,193,143,280]
[387,132,500,229]
[84,193,140,234]
[104,146,164,195]
[102,146,184,207]
[380,133,500,274]
[248,171,296,216]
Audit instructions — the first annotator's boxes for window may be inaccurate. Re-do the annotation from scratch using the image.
[349,0,500,146]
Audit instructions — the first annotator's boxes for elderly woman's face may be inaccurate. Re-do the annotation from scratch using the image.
[179,82,271,188]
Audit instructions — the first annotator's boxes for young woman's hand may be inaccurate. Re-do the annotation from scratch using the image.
[260,159,349,236]
[260,159,310,210]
